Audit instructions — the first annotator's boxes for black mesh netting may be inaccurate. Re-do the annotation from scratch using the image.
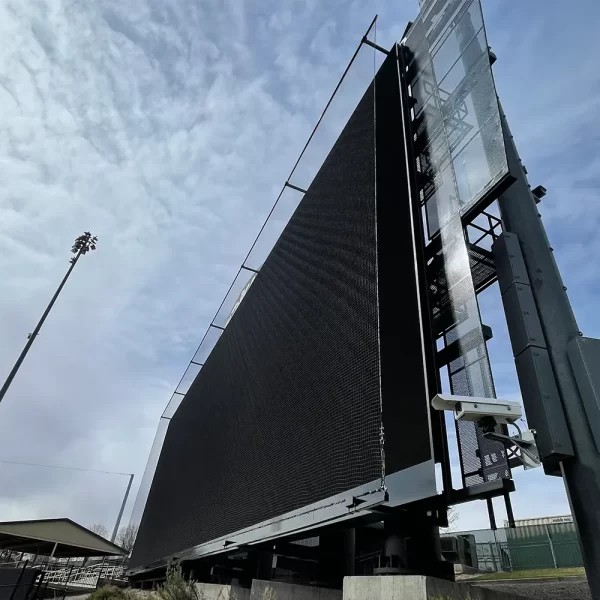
[131,51,440,570]
[130,80,383,569]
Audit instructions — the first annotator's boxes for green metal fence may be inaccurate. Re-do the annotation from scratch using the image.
[451,523,583,572]
[506,523,582,570]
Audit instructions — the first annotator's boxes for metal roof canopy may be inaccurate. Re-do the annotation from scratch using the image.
[0,519,126,558]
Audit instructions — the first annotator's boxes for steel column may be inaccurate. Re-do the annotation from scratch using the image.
[111,473,135,543]
[497,105,600,597]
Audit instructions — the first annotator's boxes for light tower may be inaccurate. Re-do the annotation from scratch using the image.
[0,232,98,405]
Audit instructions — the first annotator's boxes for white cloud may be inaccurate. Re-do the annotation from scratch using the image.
[0,0,315,527]
[0,0,410,529]
[0,0,596,539]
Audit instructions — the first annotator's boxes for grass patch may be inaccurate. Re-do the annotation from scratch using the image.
[472,567,585,581]
[88,586,137,600]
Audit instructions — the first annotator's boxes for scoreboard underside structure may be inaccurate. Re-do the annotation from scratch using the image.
[130,0,521,585]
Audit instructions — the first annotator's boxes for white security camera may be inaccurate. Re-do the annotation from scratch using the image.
[431,393,522,425]
[431,394,539,470]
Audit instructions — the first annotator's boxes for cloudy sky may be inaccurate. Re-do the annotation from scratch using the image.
[0,0,598,538]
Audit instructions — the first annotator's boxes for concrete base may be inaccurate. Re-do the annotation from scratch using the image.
[250,580,341,600]
[453,564,483,575]
[343,576,525,600]
[196,582,251,600]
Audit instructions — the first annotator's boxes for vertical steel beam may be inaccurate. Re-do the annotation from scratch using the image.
[111,473,135,543]
[497,105,600,596]
[545,525,558,569]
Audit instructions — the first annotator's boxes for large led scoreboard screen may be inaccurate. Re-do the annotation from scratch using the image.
[130,51,440,571]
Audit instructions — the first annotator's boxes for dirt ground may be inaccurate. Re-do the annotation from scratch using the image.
[473,578,591,600]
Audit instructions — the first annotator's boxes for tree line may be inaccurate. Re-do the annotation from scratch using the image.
[89,523,139,553]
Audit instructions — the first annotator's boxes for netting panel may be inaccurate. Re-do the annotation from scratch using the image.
[130,82,382,569]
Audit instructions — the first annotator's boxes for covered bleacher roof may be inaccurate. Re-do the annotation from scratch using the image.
[0,519,126,557]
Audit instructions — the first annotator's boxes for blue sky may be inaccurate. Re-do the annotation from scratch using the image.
[0,0,598,534]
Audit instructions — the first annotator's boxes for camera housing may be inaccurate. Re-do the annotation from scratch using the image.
[431,393,522,425]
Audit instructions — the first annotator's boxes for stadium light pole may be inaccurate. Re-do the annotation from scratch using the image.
[0,231,98,405]
[111,473,134,543]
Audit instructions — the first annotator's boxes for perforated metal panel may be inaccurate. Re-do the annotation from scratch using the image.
[469,244,497,294]
[130,53,440,571]
[131,88,381,567]
[439,218,509,486]
[403,0,510,487]
[404,0,510,239]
